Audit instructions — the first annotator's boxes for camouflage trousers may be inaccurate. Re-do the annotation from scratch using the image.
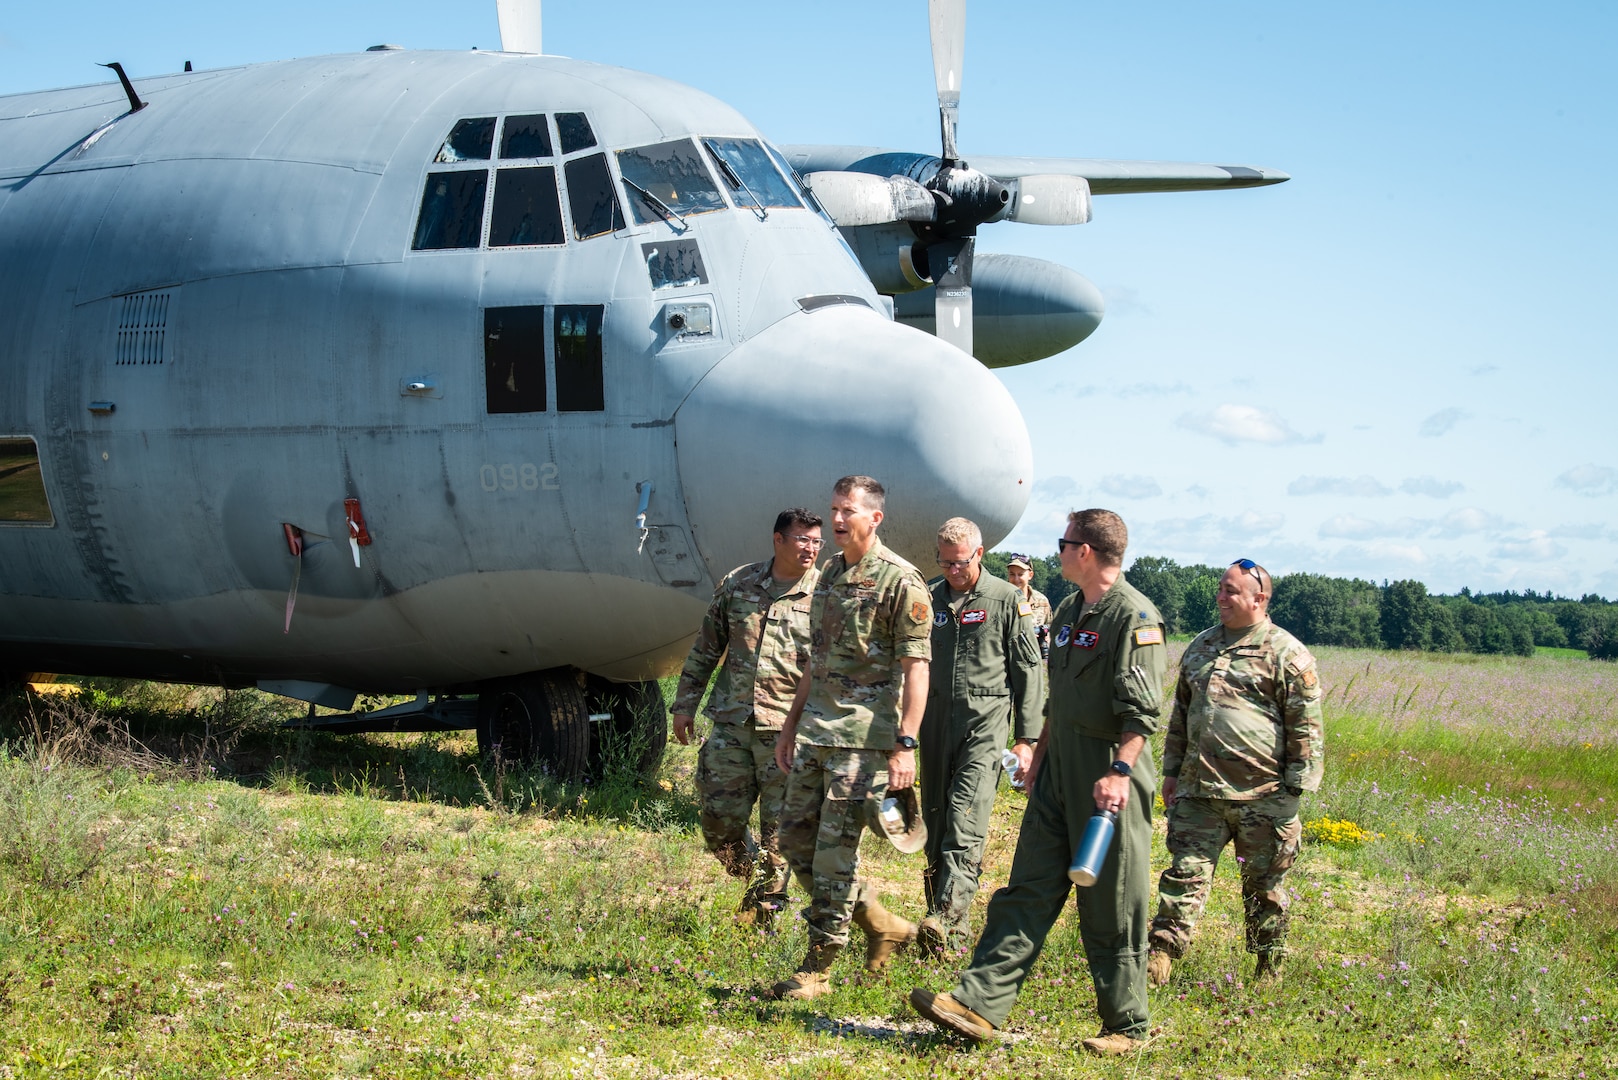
[696,718,791,912]
[1150,791,1302,958]
[777,743,886,948]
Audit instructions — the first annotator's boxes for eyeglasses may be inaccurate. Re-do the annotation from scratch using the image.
[936,556,978,570]
[1056,538,1087,554]
[786,535,825,548]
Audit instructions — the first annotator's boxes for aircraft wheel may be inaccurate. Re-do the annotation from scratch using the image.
[475,671,590,780]
[584,677,668,782]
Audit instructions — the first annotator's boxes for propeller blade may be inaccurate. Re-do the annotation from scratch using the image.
[1003,174,1093,226]
[496,0,544,53]
[801,171,937,226]
[930,235,974,356]
[928,0,965,162]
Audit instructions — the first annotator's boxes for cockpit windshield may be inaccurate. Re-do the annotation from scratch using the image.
[615,139,726,226]
[703,138,803,211]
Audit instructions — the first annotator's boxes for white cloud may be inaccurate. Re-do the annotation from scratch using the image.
[1554,464,1617,497]
[1289,475,1392,497]
[1098,474,1162,499]
[1135,512,1286,556]
[1031,475,1079,500]
[1176,404,1320,446]
[1400,476,1464,498]
[1436,507,1507,537]
[1548,523,1609,541]
[1418,408,1468,437]
[1491,531,1567,562]
[1318,515,1424,540]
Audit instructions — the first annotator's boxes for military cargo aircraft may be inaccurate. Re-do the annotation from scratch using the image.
[0,1,1286,777]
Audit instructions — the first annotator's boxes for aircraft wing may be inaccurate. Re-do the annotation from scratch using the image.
[779,145,1289,195]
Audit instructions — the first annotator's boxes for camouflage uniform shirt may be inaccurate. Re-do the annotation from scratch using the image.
[797,536,932,749]
[1162,619,1325,799]
[1019,584,1053,631]
[672,559,819,730]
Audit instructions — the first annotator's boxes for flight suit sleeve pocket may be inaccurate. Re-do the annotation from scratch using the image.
[1014,632,1040,666]
[1116,661,1162,715]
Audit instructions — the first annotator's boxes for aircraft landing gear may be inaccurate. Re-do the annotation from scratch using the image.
[583,676,668,782]
[475,670,590,780]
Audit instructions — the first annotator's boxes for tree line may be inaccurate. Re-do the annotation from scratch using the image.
[981,551,1618,661]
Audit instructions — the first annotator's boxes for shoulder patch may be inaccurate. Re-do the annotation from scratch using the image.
[1134,627,1164,647]
[1300,668,1319,690]
[1018,602,1033,617]
[910,600,932,625]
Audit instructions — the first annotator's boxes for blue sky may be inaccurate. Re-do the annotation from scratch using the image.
[5,2,1614,597]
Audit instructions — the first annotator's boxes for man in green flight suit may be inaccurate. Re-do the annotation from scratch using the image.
[918,517,1045,954]
[1147,558,1324,985]
[771,475,933,1000]
[912,509,1168,1057]
[670,508,824,929]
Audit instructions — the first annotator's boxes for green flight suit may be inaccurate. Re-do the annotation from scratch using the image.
[920,571,1045,941]
[951,575,1167,1039]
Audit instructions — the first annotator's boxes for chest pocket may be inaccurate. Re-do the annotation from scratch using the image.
[1055,625,1109,680]
[825,581,881,662]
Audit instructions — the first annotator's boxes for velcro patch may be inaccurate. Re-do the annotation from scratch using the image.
[1134,627,1164,646]
[1017,602,1033,617]
[910,600,931,625]
[933,610,950,629]
[1074,629,1100,649]
[961,609,988,625]
[1300,668,1319,690]
[1053,624,1072,648]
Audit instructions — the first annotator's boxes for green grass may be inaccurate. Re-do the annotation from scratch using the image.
[0,652,1613,1077]
[1536,645,1588,659]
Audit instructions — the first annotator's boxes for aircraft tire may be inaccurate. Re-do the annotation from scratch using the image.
[584,677,668,782]
[475,671,590,780]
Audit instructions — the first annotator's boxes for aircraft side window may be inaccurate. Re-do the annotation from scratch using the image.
[703,137,803,210]
[413,171,489,250]
[0,437,53,526]
[555,112,597,154]
[616,140,726,225]
[563,154,625,240]
[490,167,565,247]
[435,117,496,163]
[554,305,605,412]
[484,307,548,414]
[500,114,553,159]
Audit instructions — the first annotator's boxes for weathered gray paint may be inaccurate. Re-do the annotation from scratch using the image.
[0,51,1033,693]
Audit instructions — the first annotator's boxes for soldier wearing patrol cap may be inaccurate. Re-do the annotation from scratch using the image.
[911,509,1167,1057]
[917,518,1045,954]
[771,475,933,1001]
[670,508,824,930]
[1147,558,1325,986]
[1004,554,1053,659]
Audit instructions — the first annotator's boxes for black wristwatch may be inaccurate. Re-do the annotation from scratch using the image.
[1109,760,1132,777]
[895,734,919,750]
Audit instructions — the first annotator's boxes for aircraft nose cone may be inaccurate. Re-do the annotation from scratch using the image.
[675,307,1033,579]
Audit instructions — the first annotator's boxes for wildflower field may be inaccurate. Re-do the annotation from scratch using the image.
[0,645,1613,1078]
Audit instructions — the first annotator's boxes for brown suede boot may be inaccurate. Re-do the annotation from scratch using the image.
[852,896,917,972]
[909,988,995,1043]
[1081,1031,1145,1056]
[916,916,948,958]
[771,942,841,1001]
[1147,949,1173,987]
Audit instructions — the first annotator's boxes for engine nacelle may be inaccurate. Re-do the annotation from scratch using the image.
[840,222,932,294]
[892,254,1105,368]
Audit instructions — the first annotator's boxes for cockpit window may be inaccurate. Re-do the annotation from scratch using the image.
[563,154,626,240]
[413,171,488,249]
[500,114,553,159]
[435,117,496,163]
[556,112,597,154]
[615,140,725,226]
[490,167,565,247]
[703,138,803,210]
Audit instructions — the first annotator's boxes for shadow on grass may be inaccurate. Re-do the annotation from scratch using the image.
[0,680,699,831]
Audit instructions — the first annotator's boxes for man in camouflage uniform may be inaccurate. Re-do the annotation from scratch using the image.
[1148,558,1325,985]
[918,519,1045,954]
[671,508,823,929]
[912,510,1167,1056]
[770,476,933,1001]
[1005,554,1053,659]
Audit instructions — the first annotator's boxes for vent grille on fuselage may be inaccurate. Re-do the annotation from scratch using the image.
[115,291,171,365]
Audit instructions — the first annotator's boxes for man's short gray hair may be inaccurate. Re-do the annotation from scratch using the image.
[937,517,983,550]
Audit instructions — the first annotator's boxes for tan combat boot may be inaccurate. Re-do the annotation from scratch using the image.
[1147,949,1173,987]
[1081,1031,1145,1056]
[1254,951,1284,982]
[771,942,841,1001]
[916,916,948,958]
[852,896,917,972]
[909,988,995,1043]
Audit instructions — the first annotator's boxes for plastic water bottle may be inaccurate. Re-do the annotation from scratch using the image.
[1001,748,1024,789]
[1067,809,1118,886]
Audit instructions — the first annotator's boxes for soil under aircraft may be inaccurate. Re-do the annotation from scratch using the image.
[0,1,1287,777]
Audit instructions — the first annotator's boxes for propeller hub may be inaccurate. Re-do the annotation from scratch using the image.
[920,164,1009,237]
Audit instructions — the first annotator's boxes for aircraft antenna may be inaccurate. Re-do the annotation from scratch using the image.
[98,62,147,114]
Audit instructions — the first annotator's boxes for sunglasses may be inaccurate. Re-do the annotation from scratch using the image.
[1057,538,1087,553]
[1232,558,1270,588]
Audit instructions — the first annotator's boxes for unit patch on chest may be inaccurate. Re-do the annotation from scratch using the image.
[933,610,950,629]
[960,609,988,625]
[1053,624,1072,648]
[1073,629,1101,649]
